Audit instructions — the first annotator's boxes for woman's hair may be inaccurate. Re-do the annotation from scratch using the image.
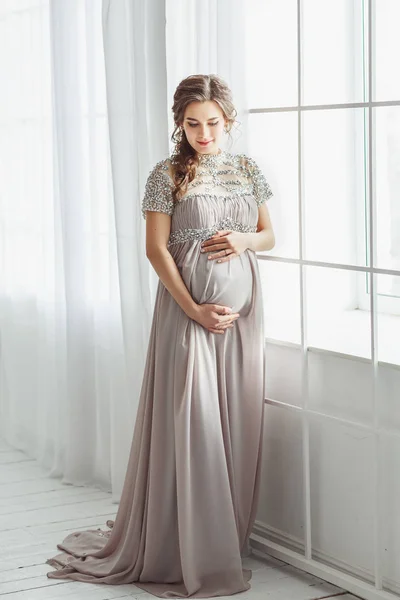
[170,74,238,202]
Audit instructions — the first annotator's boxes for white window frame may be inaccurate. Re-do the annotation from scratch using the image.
[248,1,400,599]
[355,0,400,316]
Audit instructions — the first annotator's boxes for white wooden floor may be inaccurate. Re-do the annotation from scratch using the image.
[0,437,362,600]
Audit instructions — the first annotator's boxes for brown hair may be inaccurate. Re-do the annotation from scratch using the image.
[170,74,238,202]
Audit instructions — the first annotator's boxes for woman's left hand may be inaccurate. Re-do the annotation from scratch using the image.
[200,230,249,263]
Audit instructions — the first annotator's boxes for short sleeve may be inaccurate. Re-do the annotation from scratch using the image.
[245,155,273,207]
[141,160,175,220]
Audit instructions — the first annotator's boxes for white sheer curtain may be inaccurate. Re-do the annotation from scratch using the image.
[0,0,247,497]
[166,0,249,155]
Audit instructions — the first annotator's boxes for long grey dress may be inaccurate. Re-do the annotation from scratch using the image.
[46,149,273,598]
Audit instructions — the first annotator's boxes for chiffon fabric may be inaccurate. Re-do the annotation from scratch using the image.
[46,149,273,598]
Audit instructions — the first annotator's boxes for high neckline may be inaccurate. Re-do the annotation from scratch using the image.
[197,149,226,166]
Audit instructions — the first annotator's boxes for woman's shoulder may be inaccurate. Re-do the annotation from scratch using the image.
[225,151,261,172]
[142,157,175,220]
[148,156,172,172]
[227,152,273,204]
[146,156,174,182]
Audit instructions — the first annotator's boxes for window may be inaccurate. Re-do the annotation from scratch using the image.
[244,3,400,598]
[245,0,400,364]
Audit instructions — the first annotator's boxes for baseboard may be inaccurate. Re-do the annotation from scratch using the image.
[250,520,400,599]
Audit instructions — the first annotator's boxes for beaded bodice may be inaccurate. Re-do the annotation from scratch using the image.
[183,151,255,199]
[141,150,273,247]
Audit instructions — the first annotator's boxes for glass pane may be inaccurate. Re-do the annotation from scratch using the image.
[258,261,301,345]
[265,343,303,408]
[355,273,400,366]
[381,434,400,595]
[303,108,368,267]
[375,107,400,273]
[305,266,371,359]
[308,351,373,425]
[378,362,400,433]
[303,0,366,105]
[375,0,400,102]
[310,417,375,578]
[258,404,304,553]
[248,112,299,260]
[376,274,400,366]
[245,0,297,108]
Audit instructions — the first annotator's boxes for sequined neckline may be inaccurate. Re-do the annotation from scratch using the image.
[197,149,226,166]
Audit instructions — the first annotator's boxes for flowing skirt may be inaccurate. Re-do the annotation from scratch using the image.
[46,243,266,598]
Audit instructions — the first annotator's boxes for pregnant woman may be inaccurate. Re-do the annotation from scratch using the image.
[46,74,275,598]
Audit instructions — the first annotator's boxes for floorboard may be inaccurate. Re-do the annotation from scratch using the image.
[0,438,361,600]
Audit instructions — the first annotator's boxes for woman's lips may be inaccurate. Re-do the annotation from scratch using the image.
[197,140,212,146]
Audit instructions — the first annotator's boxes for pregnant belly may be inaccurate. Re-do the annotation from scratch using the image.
[188,250,254,314]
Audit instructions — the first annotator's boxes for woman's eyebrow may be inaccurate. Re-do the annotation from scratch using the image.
[185,117,220,122]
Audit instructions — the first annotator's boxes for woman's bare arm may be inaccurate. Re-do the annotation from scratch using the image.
[144,210,239,333]
[246,203,275,252]
[145,211,199,319]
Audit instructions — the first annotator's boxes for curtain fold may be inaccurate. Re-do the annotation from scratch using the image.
[165,0,249,155]
[101,0,170,496]
[0,0,247,496]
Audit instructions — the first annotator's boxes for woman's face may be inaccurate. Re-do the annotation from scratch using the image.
[182,100,226,155]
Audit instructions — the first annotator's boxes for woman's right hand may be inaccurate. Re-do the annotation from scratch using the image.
[190,303,240,335]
